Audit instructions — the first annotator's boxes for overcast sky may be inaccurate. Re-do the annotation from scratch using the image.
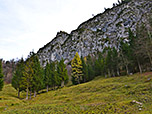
[0,0,118,61]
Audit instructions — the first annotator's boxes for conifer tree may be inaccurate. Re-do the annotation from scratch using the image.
[94,59,101,77]
[100,58,106,76]
[57,58,68,87]
[22,53,34,100]
[105,49,113,77]
[95,52,106,77]
[0,60,4,91]
[120,41,132,75]
[50,62,59,89]
[32,55,44,97]
[112,48,120,76]
[44,62,52,92]
[81,57,88,82]
[12,58,25,98]
[87,64,94,81]
[87,55,95,80]
[134,24,152,71]
[129,26,143,73]
[71,52,83,84]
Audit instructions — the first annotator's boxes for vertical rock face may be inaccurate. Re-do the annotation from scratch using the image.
[37,0,152,66]
[37,31,70,66]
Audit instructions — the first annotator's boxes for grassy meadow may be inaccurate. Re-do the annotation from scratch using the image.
[0,72,152,113]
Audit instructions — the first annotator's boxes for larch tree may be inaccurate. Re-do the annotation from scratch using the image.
[71,52,83,84]
[0,60,4,91]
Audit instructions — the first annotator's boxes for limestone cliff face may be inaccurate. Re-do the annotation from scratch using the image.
[37,31,69,66]
[37,0,152,66]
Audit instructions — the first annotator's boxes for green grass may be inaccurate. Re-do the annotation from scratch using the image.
[0,72,152,113]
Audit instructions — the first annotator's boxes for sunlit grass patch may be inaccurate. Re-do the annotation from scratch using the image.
[1,72,152,113]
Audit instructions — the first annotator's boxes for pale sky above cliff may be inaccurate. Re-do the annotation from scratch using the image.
[0,0,118,61]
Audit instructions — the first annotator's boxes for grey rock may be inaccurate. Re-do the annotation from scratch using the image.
[37,0,152,67]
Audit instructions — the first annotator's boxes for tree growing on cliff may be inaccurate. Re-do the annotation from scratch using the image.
[71,52,83,84]
[12,58,25,98]
[0,60,4,91]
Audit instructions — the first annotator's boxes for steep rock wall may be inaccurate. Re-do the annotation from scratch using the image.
[37,0,152,66]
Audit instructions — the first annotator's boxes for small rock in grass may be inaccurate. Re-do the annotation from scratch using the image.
[132,100,136,103]
[129,73,133,75]
[147,78,151,81]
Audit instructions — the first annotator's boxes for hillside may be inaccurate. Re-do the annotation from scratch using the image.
[37,0,152,66]
[2,60,16,84]
[0,72,152,113]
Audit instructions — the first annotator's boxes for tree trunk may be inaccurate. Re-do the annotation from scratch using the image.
[125,65,129,75]
[18,90,20,98]
[26,87,28,100]
[34,90,36,97]
[77,78,80,84]
[53,84,55,90]
[30,90,32,99]
[83,76,86,83]
[105,74,107,78]
[61,81,65,87]
[117,67,120,76]
[108,69,111,77]
[137,59,142,74]
[112,69,115,77]
[146,32,152,65]
[147,51,152,66]
[46,85,49,92]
